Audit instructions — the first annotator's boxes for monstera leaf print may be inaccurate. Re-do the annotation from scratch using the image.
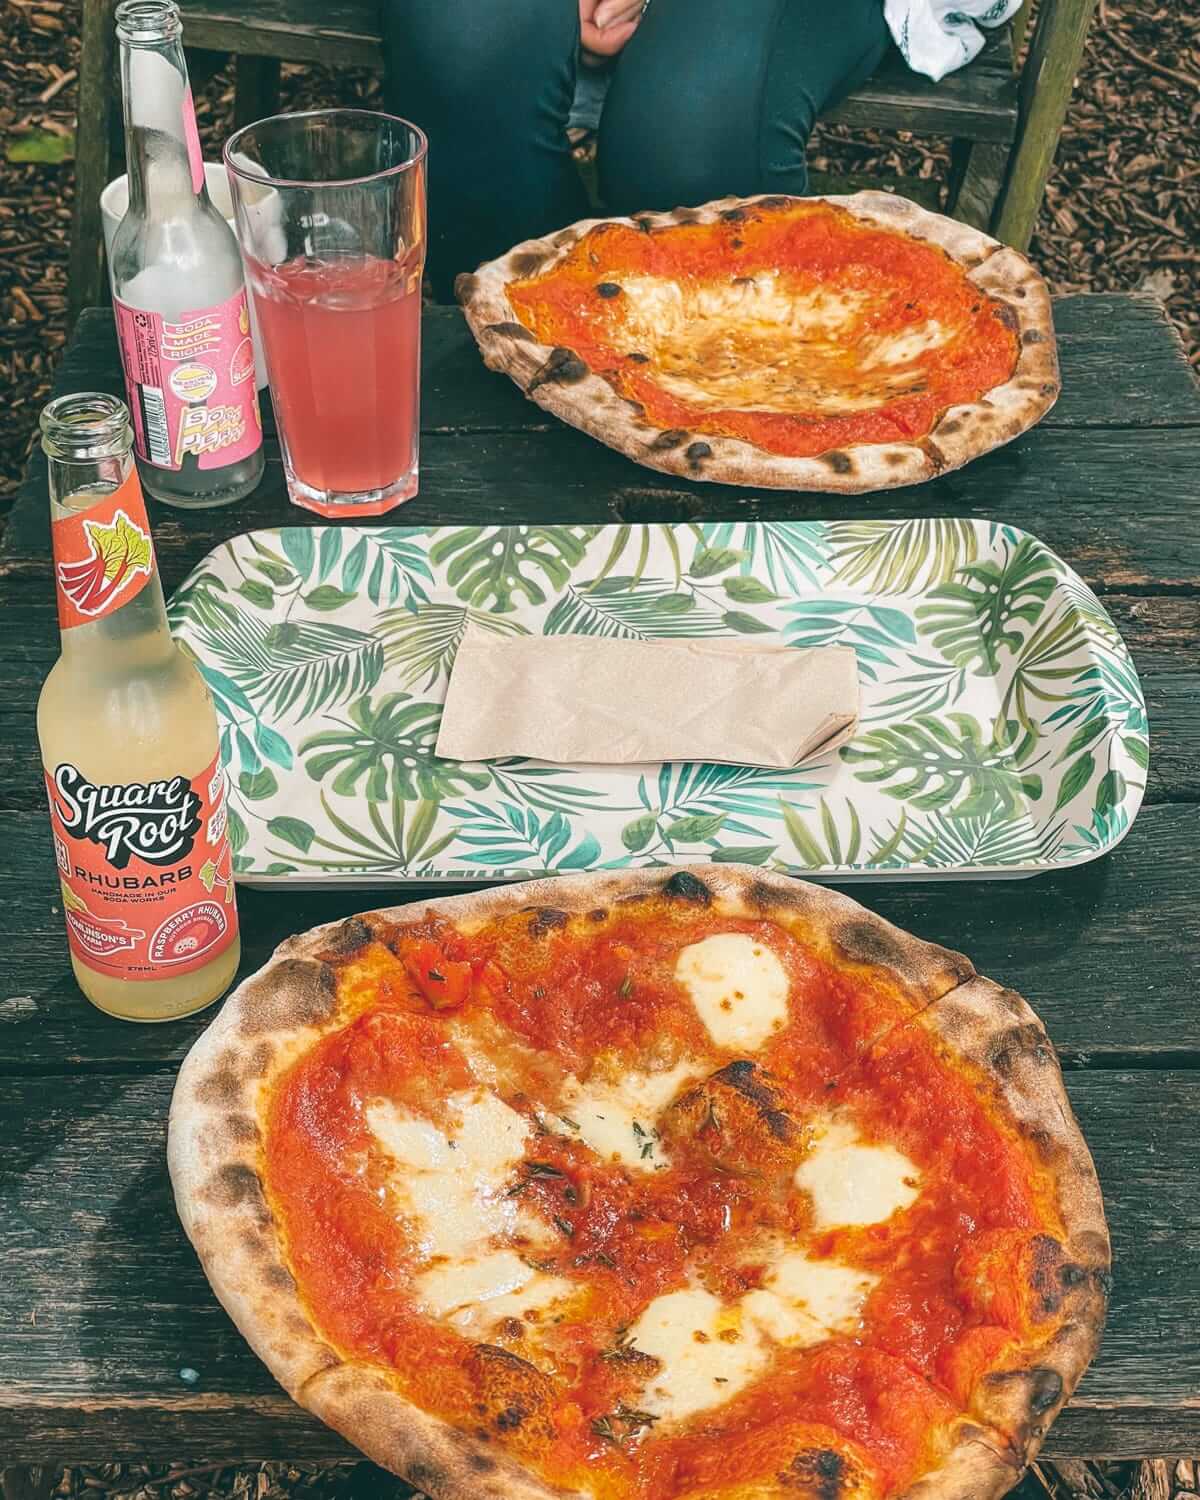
[429,525,591,612]
[841,713,1043,820]
[300,693,490,803]
[915,535,1059,675]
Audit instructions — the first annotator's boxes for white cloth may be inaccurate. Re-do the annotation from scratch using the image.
[884,0,1025,82]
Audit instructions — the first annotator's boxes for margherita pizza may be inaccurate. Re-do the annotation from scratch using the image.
[456,193,1060,492]
[169,867,1108,1500]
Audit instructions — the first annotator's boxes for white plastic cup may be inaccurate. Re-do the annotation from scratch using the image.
[101,160,270,390]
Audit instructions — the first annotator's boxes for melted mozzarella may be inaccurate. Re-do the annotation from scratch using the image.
[450,1271,577,1334]
[559,1060,698,1170]
[366,1089,530,1260]
[768,1251,878,1331]
[416,1249,533,1318]
[796,1119,921,1228]
[365,1108,454,1172]
[368,1091,575,1337]
[612,272,951,415]
[675,933,789,1051]
[740,1289,826,1347]
[742,1251,877,1347]
[627,1287,767,1424]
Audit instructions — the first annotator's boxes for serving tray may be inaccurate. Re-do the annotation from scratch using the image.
[167,520,1148,886]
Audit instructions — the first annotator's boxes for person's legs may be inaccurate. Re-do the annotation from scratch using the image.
[598,0,890,214]
[384,0,587,298]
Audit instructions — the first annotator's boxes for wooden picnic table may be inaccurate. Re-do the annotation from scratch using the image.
[1,296,1199,1466]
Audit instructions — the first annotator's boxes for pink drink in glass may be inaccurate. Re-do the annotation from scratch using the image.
[225,110,427,516]
[248,252,421,515]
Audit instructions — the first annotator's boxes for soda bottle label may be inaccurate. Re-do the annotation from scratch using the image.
[114,287,263,473]
[52,467,156,631]
[182,85,205,195]
[46,751,239,981]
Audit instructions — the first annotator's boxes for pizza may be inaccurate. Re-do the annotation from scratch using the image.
[168,867,1108,1500]
[455,193,1060,493]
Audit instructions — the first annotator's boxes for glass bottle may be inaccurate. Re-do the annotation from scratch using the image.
[110,0,264,509]
[37,392,241,1021]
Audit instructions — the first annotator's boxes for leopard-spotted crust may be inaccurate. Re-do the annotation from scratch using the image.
[168,867,1106,1500]
[455,192,1059,494]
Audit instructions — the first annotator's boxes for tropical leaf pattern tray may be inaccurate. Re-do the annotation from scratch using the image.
[167,520,1148,886]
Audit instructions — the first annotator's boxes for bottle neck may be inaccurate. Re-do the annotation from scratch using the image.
[58,568,173,666]
[121,31,208,217]
[49,454,173,667]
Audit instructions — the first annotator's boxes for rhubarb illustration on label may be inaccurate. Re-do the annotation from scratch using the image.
[56,509,153,618]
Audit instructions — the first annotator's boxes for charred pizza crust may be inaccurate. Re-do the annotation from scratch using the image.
[168,867,1107,1500]
[455,192,1060,494]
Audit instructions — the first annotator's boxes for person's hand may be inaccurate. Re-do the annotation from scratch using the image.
[579,0,644,61]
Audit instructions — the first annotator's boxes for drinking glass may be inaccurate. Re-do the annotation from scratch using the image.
[224,110,427,517]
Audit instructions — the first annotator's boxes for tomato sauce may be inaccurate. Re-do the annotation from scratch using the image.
[506,200,1019,459]
[262,901,1063,1498]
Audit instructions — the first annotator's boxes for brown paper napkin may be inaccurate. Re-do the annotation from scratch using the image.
[434,627,860,768]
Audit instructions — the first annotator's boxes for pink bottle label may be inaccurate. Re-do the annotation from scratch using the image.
[114,288,264,472]
[182,86,205,195]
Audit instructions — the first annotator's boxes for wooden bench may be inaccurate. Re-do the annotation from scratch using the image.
[69,0,1098,323]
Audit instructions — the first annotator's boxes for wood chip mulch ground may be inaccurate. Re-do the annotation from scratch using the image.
[1,3,1198,1497]
[2,1456,1199,1500]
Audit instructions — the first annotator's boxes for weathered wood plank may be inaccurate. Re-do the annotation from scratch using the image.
[0,803,1197,1069]
[947,140,1010,232]
[806,172,942,213]
[0,1394,1195,1464]
[68,0,118,325]
[34,298,1200,454]
[994,0,1102,251]
[233,53,282,130]
[1,1066,1194,1460]
[826,51,1018,143]
[7,424,1200,595]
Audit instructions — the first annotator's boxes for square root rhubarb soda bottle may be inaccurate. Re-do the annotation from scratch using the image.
[37,393,241,1021]
[110,0,264,508]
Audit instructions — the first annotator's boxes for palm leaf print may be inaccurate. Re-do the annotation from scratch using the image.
[544,578,729,638]
[379,603,529,689]
[826,518,979,595]
[191,612,384,722]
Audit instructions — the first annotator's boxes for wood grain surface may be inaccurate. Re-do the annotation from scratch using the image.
[0,294,1196,1464]
[2,1067,1197,1459]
